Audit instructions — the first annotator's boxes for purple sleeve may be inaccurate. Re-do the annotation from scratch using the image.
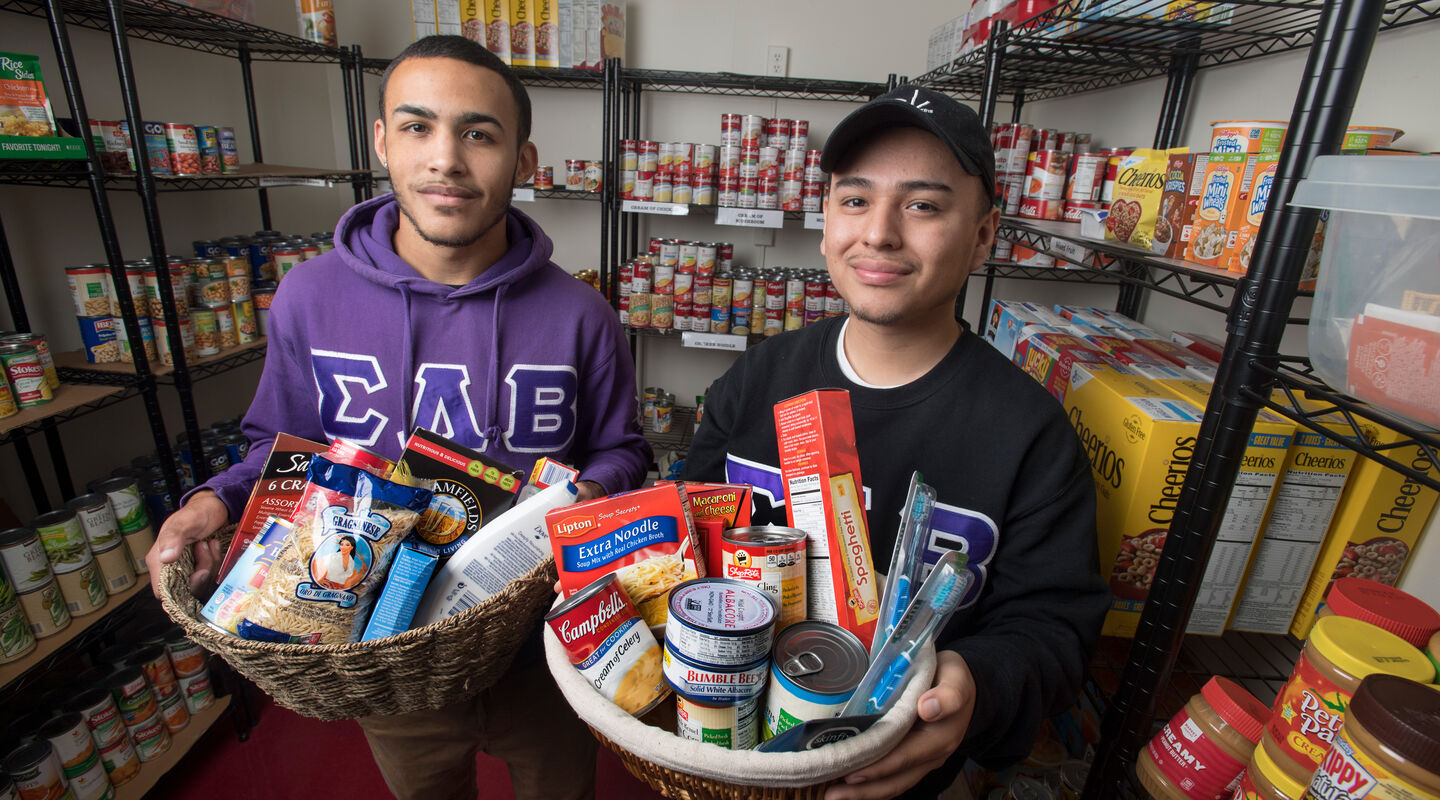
[571,317,651,494]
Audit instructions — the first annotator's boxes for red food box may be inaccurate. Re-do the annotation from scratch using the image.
[546,482,703,628]
[1081,334,1177,369]
[1170,331,1226,363]
[1132,337,1218,370]
[677,481,752,578]
[773,389,878,646]
[218,433,327,581]
[1013,332,1114,402]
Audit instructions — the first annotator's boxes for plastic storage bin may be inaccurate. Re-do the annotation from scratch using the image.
[1292,156,1440,429]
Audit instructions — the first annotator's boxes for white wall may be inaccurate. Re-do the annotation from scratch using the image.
[2,1,1438,524]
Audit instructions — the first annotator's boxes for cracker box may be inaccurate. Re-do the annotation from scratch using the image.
[1222,153,1280,274]
[1228,398,1361,634]
[1288,417,1439,640]
[1143,375,1295,635]
[679,481,752,578]
[393,428,526,557]
[1153,153,1208,259]
[219,433,327,580]
[1064,363,1207,637]
[547,482,701,628]
[1013,331,1115,403]
[774,389,879,646]
[1184,154,1257,268]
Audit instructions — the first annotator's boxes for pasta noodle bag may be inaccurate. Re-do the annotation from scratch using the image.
[236,456,433,645]
[202,516,295,635]
[1105,147,1187,250]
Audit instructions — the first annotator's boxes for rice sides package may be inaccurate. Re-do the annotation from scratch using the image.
[1105,148,1187,250]
[0,51,58,137]
[234,457,432,645]
[201,517,295,635]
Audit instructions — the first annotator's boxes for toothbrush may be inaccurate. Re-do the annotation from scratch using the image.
[872,472,936,654]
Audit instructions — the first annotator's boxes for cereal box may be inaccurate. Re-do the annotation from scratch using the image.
[509,0,535,67]
[484,0,512,63]
[679,481,752,578]
[219,433,328,581]
[1169,330,1225,363]
[1106,148,1186,250]
[534,0,559,68]
[1229,398,1360,634]
[460,0,483,41]
[984,299,1043,361]
[1184,154,1256,267]
[1223,153,1280,274]
[1064,363,1206,637]
[548,482,702,628]
[1152,153,1208,259]
[774,390,879,646]
[392,428,526,557]
[1013,331,1114,403]
[1288,417,1439,640]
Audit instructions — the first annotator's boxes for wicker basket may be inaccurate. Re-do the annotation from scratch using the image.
[543,617,936,800]
[158,525,558,721]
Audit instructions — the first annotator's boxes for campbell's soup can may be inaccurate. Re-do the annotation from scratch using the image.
[696,243,718,273]
[546,574,666,715]
[738,177,758,209]
[722,527,806,632]
[694,144,716,170]
[718,174,739,207]
[657,141,674,168]
[720,113,741,147]
[674,301,692,331]
[633,258,653,281]
[1098,149,1132,204]
[658,239,680,268]
[718,145,741,171]
[618,170,636,200]
[1030,127,1061,152]
[620,140,638,171]
[674,272,694,304]
[718,242,734,267]
[762,621,867,740]
[693,274,713,307]
[757,175,780,210]
[995,122,1034,175]
[791,120,809,151]
[1066,153,1107,203]
[639,141,659,172]
[764,118,788,151]
[633,171,654,200]
[672,143,693,168]
[1064,199,1106,223]
[564,159,585,190]
[740,115,765,148]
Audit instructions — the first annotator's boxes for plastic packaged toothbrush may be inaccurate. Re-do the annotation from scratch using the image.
[841,550,971,718]
[871,472,936,654]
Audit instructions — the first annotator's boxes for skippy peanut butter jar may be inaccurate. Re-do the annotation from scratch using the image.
[1306,673,1440,800]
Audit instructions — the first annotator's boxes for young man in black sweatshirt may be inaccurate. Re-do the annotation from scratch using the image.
[681,86,1108,799]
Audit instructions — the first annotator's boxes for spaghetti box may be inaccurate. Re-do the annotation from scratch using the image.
[1289,415,1439,640]
[678,481,753,578]
[547,481,702,628]
[393,428,526,558]
[773,389,879,646]
[219,432,327,581]
[361,543,439,640]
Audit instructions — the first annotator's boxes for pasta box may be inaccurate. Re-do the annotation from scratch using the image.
[547,482,702,628]
[676,481,752,578]
[219,433,327,581]
[392,428,525,557]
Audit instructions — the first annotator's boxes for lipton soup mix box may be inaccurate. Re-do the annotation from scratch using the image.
[1289,416,1439,640]
[774,389,879,646]
[547,482,701,628]
[1064,363,1205,637]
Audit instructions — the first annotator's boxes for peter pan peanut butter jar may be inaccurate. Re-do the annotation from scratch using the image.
[1306,674,1440,799]
[1261,616,1435,786]
[1231,740,1308,800]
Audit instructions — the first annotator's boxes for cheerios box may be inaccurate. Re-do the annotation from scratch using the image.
[547,482,702,628]
[1288,415,1439,640]
[1063,363,1205,637]
[774,389,879,647]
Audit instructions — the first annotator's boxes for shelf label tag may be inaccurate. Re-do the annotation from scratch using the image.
[681,332,748,352]
[622,200,690,216]
[511,188,536,202]
[259,177,333,188]
[803,212,825,230]
[1048,237,1091,264]
[716,208,783,228]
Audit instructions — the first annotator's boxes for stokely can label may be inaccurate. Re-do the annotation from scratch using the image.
[722,527,806,632]
[178,671,215,715]
[546,574,666,716]
[125,711,171,762]
[0,344,52,408]
[67,687,127,749]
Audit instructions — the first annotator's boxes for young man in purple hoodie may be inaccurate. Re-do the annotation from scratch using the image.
[147,36,649,800]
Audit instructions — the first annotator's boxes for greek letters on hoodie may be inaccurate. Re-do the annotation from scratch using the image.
[196,195,651,519]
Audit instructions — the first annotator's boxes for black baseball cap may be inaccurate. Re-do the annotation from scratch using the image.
[820,84,995,202]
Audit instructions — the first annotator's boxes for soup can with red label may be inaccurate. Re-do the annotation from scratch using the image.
[547,574,668,715]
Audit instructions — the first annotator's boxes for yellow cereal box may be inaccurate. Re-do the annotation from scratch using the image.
[1288,418,1439,640]
[509,0,534,67]
[484,0,512,64]
[1064,363,1206,637]
[1184,153,1256,268]
[1228,397,1360,634]
[533,0,560,68]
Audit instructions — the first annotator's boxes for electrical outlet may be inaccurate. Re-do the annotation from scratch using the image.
[767,45,789,77]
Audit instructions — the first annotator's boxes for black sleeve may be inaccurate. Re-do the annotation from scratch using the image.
[947,433,1108,768]
[681,364,741,484]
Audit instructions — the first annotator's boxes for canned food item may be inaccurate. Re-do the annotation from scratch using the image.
[741,114,765,149]
[584,161,603,193]
[37,713,103,786]
[666,578,778,668]
[125,712,170,762]
[217,126,239,173]
[157,689,189,733]
[0,527,54,594]
[638,141,659,172]
[721,526,806,632]
[177,670,214,715]
[762,621,868,739]
[0,334,56,390]
[628,293,651,328]
[196,125,221,174]
[718,173,739,207]
[164,122,201,175]
[662,641,768,704]
[88,541,133,595]
[620,140,638,171]
[534,165,554,190]
[2,740,68,800]
[232,298,257,344]
[129,644,178,700]
[54,559,105,617]
[0,344,52,408]
[162,627,206,677]
[545,573,667,716]
[66,265,114,318]
[1066,153,1107,203]
[66,687,127,750]
[0,581,36,662]
[677,694,760,750]
[632,170,654,200]
[18,580,70,638]
[672,180,692,205]
[653,172,673,203]
[653,393,674,433]
[31,510,93,575]
[96,734,139,786]
[673,272,694,305]
[191,307,219,357]
[0,380,15,417]
[651,293,674,330]
[107,667,156,727]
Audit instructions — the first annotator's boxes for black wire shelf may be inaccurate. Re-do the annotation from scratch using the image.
[1245,359,1440,491]
[0,383,137,444]
[360,56,608,91]
[515,186,604,201]
[57,337,267,387]
[643,404,697,453]
[0,581,151,692]
[978,259,1126,285]
[918,0,1439,100]
[0,160,372,191]
[0,0,348,63]
[620,69,887,101]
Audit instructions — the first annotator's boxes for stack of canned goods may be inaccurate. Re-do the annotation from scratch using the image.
[641,387,676,434]
[617,239,847,336]
[0,331,58,417]
[540,160,603,192]
[617,139,720,206]
[86,119,241,177]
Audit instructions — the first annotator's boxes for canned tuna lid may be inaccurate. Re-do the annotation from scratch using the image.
[668,578,777,635]
[773,621,868,695]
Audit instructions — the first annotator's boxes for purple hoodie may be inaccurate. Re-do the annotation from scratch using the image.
[197,194,651,519]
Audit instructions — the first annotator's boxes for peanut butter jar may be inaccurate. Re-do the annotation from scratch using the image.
[1306,674,1440,799]
[1230,740,1307,800]
[1138,676,1271,800]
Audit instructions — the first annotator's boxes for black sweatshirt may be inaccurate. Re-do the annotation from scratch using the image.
[681,316,1108,778]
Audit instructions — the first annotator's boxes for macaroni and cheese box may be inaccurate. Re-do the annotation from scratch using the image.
[393,429,526,558]
[219,433,328,581]
[1229,397,1360,634]
[1288,417,1439,640]
[1064,363,1206,637]
[547,482,701,628]
[774,389,879,646]
[679,481,752,578]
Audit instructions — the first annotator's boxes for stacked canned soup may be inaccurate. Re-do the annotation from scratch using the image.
[63,229,332,365]
[85,119,241,177]
[618,238,848,336]
[1,623,217,799]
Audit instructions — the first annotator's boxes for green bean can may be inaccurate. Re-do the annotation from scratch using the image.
[30,510,93,574]
[0,526,54,594]
[18,579,70,638]
[0,570,37,663]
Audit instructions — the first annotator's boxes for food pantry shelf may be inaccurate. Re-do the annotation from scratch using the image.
[114,696,233,800]
[0,580,149,689]
[0,383,131,443]
[918,0,1440,101]
[0,0,346,63]
[360,57,608,91]
[643,404,698,453]
[976,259,1125,286]
[55,337,268,386]
[0,161,373,191]
[621,69,888,101]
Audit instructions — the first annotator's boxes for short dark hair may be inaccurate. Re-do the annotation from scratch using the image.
[377,35,533,145]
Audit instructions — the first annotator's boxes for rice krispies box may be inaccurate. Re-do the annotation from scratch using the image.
[547,482,703,629]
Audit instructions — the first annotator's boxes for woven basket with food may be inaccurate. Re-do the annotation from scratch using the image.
[157,432,581,722]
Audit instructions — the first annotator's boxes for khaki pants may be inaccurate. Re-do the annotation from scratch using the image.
[358,657,597,800]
